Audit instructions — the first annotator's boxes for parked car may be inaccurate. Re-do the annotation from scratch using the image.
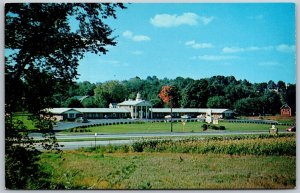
[181,115,191,119]
[286,126,296,132]
[75,117,88,123]
[164,115,171,119]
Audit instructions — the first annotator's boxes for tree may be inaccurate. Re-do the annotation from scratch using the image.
[94,80,128,107]
[207,96,230,108]
[285,84,296,115]
[76,81,97,96]
[159,85,179,132]
[267,80,277,90]
[5,3,125,189]
[253,82,268,93]
[277,80,286,93]
[234,97,262,116]
[260,91,282,115]
[65,98,83,108]
[180,79,208,108]
[82,97,99,108]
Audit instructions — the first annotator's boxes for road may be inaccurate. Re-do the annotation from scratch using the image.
[32,130,290,150]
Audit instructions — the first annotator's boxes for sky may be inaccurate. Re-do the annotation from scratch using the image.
[76,3,296,84]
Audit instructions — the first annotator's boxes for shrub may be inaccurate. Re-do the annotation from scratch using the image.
[219,126,226,130]
[211,125,218,130]
[131,141,144,152]
[202,124,208,131]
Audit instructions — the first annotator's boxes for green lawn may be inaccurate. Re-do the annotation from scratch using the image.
[62,121,290,134]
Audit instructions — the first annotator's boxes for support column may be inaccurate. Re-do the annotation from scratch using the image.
[134,106,137,119]
[146,107,148,119]
[141,106,143,119]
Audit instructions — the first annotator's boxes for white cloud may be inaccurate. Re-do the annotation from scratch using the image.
[223,44,295,54]
[222,47,244,53]
[132,50,143,55]
[276,44,295,53]
[122,30,133,39]
[99,60,129,67]
[185,40,213,49]
[132,35,151,42]
[199,16,214,25]
[195,55,240,61]
[222,46,273,53]
[122,30,151,42]
[150,13,213,28]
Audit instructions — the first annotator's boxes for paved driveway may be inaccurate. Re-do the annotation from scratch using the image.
[53,119,136,131]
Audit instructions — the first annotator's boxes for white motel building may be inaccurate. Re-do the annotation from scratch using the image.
[46,93,233,121]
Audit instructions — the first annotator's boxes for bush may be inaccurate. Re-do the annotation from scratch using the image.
[219,126,226,130]
[211,125,218,130]
[127,134,296,156]
[202,124,208,131]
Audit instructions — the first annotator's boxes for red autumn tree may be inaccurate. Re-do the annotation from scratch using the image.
[159,86,178,132]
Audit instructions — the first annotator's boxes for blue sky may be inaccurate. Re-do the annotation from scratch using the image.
[77,3,296,84]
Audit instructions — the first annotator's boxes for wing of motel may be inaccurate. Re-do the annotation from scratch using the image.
[45,93,234,121]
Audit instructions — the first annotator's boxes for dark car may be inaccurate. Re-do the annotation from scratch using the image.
[286,126,296,132]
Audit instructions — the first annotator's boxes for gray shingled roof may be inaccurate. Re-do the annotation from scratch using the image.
[150,108,233,114]
[117,100,152,106]
[45,108,130,114]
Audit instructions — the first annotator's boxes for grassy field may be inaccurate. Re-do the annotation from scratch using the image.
[39,134,296,189]
[62,121,290,134]
[40,152,295,189]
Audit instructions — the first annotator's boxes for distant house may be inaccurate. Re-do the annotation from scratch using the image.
[280,104,292,116]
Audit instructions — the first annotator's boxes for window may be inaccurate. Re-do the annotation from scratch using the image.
[68,113,75,118]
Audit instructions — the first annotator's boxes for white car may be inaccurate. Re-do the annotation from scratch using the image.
[181,115,191,119]
[164,115,172,119]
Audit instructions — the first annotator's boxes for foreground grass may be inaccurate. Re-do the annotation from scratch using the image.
[40,152,295,189]
[62,121,290,134]
[40,134,296,189]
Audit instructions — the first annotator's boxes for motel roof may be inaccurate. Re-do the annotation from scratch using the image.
[46,108,130,114]
[150,108,233,114]
[45,107,233,115]
[117,100,152,107]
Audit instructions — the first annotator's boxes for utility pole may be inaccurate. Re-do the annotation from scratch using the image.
[94,133,97,148]
[170,105,173,132]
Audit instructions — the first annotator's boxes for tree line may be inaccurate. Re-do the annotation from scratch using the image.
[58,75,295,116]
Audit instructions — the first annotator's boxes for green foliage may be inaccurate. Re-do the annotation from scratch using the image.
[57,75,295,116]
[181,79,209,108]
[5,3,125,190]
[94,80,128,107]
[64,98,83,108]
[81,97,99,108]
[88,134,296,156]
[207,96,230,108]
[5,116,54,189]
